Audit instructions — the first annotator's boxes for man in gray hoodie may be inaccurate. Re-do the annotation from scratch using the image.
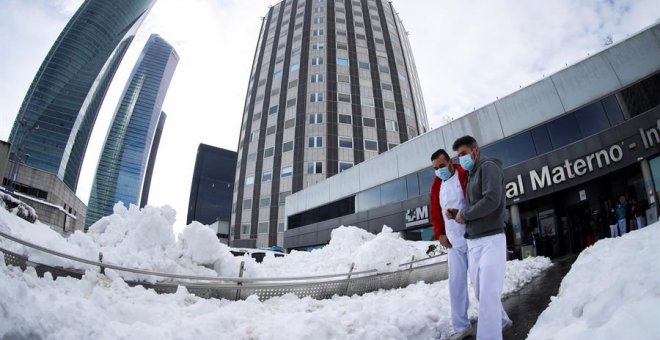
[449,135,512,340]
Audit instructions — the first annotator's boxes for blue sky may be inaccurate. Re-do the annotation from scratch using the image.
[0,0,658,233]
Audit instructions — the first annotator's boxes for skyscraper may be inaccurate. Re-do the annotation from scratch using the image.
[187,144,237,238]
[231,0,429,248]
[140,111,167,208]
[86,35,178,227]
[8,0,157,192]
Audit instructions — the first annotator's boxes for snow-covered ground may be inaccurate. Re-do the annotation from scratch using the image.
[0,201,553,339]
[528,221,660,339]
[0,249,551,339]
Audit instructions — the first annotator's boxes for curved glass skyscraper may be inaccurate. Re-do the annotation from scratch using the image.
[86,35,178,227]
[8,0,157,191]
[231,0,429,248]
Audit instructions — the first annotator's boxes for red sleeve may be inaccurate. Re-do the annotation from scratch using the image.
[429,177,446,240]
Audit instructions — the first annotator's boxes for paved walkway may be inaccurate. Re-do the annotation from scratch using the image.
[501,254,578,339]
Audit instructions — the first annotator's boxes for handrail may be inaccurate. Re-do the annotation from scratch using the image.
[0,229,446,283]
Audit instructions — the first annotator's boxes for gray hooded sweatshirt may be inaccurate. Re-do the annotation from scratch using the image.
[461,157,506,239]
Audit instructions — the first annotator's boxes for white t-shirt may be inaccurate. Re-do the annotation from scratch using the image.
[439,171,467,247]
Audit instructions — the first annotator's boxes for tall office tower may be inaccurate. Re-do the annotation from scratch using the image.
[8,0,157,191]
[231,0,429,248]
[187,144,237,239]
[139,111,167,208]
[86,35,178,227]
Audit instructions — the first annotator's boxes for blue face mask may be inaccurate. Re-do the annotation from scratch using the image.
[459,153,475,171]
[435,166,451,181]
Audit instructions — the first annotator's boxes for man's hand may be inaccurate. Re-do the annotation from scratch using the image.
[455,210,466,224]
[438,235,452,249]
[445,208,455,220]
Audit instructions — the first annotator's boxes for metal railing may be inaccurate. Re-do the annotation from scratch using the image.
[0,230,448,301]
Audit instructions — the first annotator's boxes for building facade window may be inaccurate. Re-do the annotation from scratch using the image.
[262,170,272,182]
[338,114,352,124]
[339,137,353,148]
[308,136,323,148]
[249,130,259,142]
[339,162,353,172]
[264,147,274,157]
[363,117,376,127]
[385,120,398,132]
[307,161,323,174]
[361,96,375,107]
[311,57,324,65]
[337,93,351,102]
[309,113,323,124]
[281,166,293,177]
[364,139,378,151]
[311,73,324,83]
[310,92,324,102]
[243,199,252,209]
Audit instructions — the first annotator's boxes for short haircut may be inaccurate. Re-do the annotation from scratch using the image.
[452,135,478,151]
[430,148,450,162]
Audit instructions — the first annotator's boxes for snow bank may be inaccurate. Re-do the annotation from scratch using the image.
[503,256,553,297]
[0,203,441,282]
[0,190,37,223]
[528,222,660,339]
[255,226,439,277]
[0,253,550,339]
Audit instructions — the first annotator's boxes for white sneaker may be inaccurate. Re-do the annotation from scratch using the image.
[449,325,474,340]
[502,318,513,331]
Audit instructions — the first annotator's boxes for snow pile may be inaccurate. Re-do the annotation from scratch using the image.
[0,254,550,339]
[0,203,440,281]
[503,256,553,296]
[0,190,37,223]
[0,204,244,282]
[257,226,439,277]
[528,222,660,339]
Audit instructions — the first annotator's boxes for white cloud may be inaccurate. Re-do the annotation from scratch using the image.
[392,0,660,127]
[1,0,659,234]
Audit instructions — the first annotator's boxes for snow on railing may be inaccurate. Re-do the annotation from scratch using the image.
[0,230,447,284]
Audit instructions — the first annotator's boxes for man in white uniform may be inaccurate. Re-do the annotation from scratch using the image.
[430,149,471,339]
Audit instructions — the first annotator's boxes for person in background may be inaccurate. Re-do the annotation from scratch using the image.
[626,195,636,231]
[615,195,627,236]
[449,135,512,340]
[429,149,471,339]
[608,207,619,238]
[633,198,647,229]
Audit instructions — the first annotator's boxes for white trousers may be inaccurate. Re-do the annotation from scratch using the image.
[467,233,510,340]
[636,216,646,229]
[447,244,470,332]
[617,219,627,236]
[609,224,618,238]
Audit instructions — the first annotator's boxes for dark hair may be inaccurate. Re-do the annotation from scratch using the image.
[430,148,450,162]
[452,135,478,151]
